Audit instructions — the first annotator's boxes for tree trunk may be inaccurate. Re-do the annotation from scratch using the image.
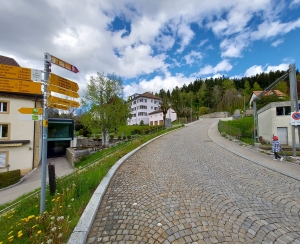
[105,129,109,147]
[101,130,106,147]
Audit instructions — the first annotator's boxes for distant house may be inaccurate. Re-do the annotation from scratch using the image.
[127,92,161,125]
[249,90,286,108]
[0,55,43,174]
[148,108,177,126]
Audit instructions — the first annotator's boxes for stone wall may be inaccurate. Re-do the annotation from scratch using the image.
[66,147,94,167]
[199,112,230,118]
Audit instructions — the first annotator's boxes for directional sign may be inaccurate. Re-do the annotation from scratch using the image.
[0,78,42,94]
[18,107,43,115]
[18,114,43,121]
[0,64,42,81]
[49,95,80,108]
[49,84,79,98]
[48,103,69,110]
[49,73,79,92]
[46,53,79,73]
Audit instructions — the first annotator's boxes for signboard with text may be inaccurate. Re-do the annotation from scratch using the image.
[49,84,79,98]
[18,107,43,115]
[0,78,42,94]
[46,53,79,73]
[0,64,42,81]
[49,73,79,92]
[49,95,80,108]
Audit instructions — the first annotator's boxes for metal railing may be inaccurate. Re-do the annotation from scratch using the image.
[218,121,242,140]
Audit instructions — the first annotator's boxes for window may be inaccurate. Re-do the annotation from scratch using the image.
[276,106,291,116]
[154,107,157,110]
[140,105,147,109]
[133,101,136,104]
[0,124,9,139]
[144,99,147,102]
[151,100,153,103]
[0,151,8,168]
[0,101,8,113]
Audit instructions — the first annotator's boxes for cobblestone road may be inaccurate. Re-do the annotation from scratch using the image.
[86,120,300,244]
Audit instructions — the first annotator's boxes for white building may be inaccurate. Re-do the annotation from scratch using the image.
[257,101,293,145]
[127,92,161,125]
[149,108,177,126]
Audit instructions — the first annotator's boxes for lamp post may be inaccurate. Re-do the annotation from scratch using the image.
[243,93,245,117]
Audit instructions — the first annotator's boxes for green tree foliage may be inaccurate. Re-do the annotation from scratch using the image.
[158,89,170,125]
[256,94,289,110]
[243,80,252,95]
[171,86,183,123]
[222,79,235,91]
[82,72,131,147]
[252,82,262,91]
[275,81,288,94]
[217,89,243,114]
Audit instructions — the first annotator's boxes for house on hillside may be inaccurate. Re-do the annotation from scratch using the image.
[0,55,43,174]
[127,92,161,125]
[257,101,294,145]
[249,90,285,108]
[149,108,177,126]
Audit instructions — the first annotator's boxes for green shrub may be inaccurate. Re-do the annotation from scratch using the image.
[0,169,21,189]
[110,135,114,141]
[83,127,92,137]
[127,135,132,140]
[118,136,122,140]
[79,129,84,135]
[140,120,144,126]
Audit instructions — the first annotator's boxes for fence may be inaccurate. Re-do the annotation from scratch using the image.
[218,120,242,140]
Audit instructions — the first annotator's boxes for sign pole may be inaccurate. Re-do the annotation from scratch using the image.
[40,53,50,214]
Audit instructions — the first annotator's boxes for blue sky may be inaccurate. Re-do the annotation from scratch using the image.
[1,0,300,98]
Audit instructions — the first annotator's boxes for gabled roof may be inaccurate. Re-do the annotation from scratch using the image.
[0,55,20,66]
[149,110,162,115]
[252,90,285,97]
[130,92,161,100]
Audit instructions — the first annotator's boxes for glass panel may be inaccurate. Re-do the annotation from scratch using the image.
[276,107,284,116]
[0,152,6,167]
[285,106,291,115]
[48,123,72,138]
[3,102,7,112]
[1,125,8,138]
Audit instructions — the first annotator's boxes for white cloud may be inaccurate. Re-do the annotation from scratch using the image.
[271,39,284,47]
[184,51,203,65]
[244,63,289,77]
[290,0,300,7]
[124,73,195,98]
[198,60,232,75]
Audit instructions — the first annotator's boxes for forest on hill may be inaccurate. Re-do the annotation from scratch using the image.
[155,69,300,115]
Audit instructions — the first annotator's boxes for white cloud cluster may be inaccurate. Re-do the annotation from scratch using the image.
[244,63,290,77]
[0,0,299,98]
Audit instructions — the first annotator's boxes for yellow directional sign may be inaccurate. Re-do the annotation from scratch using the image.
[49,96,80,108]
[49,73,79,92]
[18,107,43,115]
[0,78,42,94]
[0,64,42,81]
[49,84,79,98]
[48,103,69,110]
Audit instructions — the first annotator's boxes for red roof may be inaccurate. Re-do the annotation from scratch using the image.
[252,90,285,97]
[0,55,20,66]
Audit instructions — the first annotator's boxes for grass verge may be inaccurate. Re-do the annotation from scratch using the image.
[0,126,181,244]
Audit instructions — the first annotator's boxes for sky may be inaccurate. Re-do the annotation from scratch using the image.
[1,0,300,99]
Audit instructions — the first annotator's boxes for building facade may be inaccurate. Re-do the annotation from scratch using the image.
[149,108,177,126]
[127,92,161,125]
[0,55,43,174]
[257,101,294,145]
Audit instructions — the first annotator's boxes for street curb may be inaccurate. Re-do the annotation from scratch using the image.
[67,127,182,244]
[208,122,300,182]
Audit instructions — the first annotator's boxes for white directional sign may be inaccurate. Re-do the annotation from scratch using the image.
[18,114,43,121]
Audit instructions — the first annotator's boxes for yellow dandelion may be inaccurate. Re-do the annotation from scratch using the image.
[32,225,37,229]
[37,230,42,234]
[18,233,23,237]
[60,206,62,208]
[3,214,7,217]
[0,241,3,244]
[35,205,38,207]
[18,230,22,234]
[8,236,14,240]
[52,199,56,202]
[7,216,12,219]
[8,231,13,235]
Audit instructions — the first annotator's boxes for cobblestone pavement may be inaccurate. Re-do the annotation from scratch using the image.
[86,119,300,244]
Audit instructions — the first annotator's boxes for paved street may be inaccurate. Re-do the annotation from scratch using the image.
[86,119,300,244]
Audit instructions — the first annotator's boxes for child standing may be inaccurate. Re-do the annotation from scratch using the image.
[272,136,283,161]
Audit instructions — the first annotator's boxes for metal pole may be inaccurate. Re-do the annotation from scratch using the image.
[190,98,192,123]
[40,53,50,214]
[244,94,245,117]
[289,64,298,157]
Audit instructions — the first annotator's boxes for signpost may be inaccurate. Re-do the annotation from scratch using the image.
[49,73,79,92]
[18,114,43,121]
[18,107,43,115]
[48,103,69,110]
[0,78,42,94]
[46,53,79,73]
[0,64,42,81]
[49,84,79,98]
[49,95,80,108]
